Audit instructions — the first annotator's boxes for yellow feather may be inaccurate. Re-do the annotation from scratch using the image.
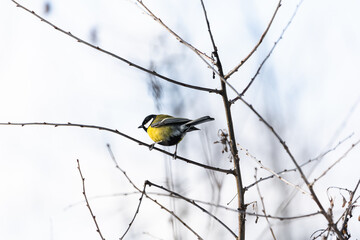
[147,125,173,143]
[147,115,178,144]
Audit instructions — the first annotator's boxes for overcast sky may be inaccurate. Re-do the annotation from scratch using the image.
[1,0,360,239]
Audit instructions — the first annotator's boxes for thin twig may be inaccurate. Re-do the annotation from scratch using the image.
[120,184,146,240]
[254,168,276,240]
[76,159,106,240]
[136,0,214,64]
[305,133,354,168]
[0,122,234,175]
[310,228,328,240]
[64,191,141,211]
[248,210,321,221]
[10,0,249,115]
[237,98,345,239]
[340,194,360,237]
[244,133,354,190]
[145,180,238,239]
[198,1,246,238]
[240,146,309,195]
[107,144,204,239]
[328,180,360,239]
[304,97,360,185]
[137,0,244,102]
[199,0,217,54]
[11,0,219,94]
[326,96,360,151]
[312,139,360,185]
[224,7,344,236]
[11,0,344,237]
[237,0,304,98]
[225,0,282,79]
[263,135,355,218]
[200,0,246,234]
[334,180,360,226]
[65,187,322,221]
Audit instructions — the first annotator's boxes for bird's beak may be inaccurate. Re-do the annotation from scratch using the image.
[138,125,143,129]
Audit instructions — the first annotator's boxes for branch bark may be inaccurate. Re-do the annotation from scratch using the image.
[199,1,245,238]
[237,97,345,239]
[225,0,282,80]
[198,1,245,238]
[11,0,219,94]
[0,122,234,175]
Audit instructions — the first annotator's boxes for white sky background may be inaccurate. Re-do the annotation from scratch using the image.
[1,0,360,239]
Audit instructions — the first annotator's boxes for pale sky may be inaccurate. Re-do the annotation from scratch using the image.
[1,0,360,239]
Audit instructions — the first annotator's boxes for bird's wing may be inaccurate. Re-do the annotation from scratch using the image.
[151,117,190,128]
[184,116,214,127]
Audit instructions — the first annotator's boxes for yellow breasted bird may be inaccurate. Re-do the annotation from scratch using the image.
[139,114,214,158]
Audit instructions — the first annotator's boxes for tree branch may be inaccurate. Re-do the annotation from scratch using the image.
[66,187,323,222]
[136,0,244,101]
[225,0,282,80]
[136,0,214,64]
[199,1,245,238]
[254,168,277,240]
[312,139,360,185]
[77,159,106,240]
[119,184,146,240]
[107,144,204,239]
[0,122,234,175]
[242,146,309,195]
[231,0,304,101]
[244,133,354,190]
[145,180,238,239]
[236,97,345,239]
[11,0,219,94]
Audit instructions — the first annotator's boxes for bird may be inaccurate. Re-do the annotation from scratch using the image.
[139,114,214,158]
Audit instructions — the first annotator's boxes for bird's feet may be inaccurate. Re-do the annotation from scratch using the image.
[149,143,155,151]
[172,144,178,159]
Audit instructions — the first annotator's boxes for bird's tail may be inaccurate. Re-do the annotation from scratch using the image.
[185,116,214,127]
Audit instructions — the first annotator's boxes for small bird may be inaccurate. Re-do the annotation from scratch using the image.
[139,114,214,158]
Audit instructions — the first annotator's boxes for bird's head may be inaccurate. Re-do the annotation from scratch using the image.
[138,114,157,131]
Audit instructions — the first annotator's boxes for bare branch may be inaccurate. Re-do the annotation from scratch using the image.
[225,0,282,79]
[136,0,214,64]
[138,0,244,102]
[312,139,360,185]
[245,133,354,191]
[11,0,219,94]
[64,191,141,211]
[340,194,360,238]
[0,122,233,175]
[11,0,246,109]
[310,228,329,240]
[237,0,305,98]
[236,97,345,239]
[305,133,354,168]
[120,184,146,240]
[65,188,322,221]
[76,159,106,240]
[199,0,217,54]
[250,210,321,221]
[241,146,309,195]
[254,168,277,240]
[197,1,246,238]
[335,179,360,228]
[145,180,238,239]
[106,144,204,239]
[326,96,360,149]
